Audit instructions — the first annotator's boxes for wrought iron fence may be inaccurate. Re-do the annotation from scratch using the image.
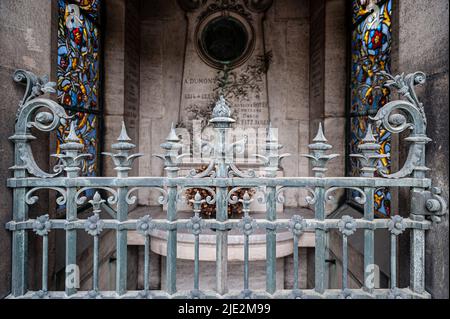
[5,69,447,299]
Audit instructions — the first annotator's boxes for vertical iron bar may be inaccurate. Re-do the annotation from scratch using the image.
[390,233,397,289]
[166,185,178,294]
[410,226,425,293]
[93,235,99,292]
[342,234,348,291]
[265,186,277,294]
[12,187,28,296]
[42,235,48,293]
[116,184,128,295]
[194,234,200,290]
[210,97,234,294]
[314,187,327,293]
[410,189,425,294]
[216,124,229,294]
[363,187,375,292]
[10,131,30,297]
[409,135,427,294]
[293,235,299,290]
[65,179,77,296]
[244,233,249,290]
[215,186,228,294]
[144,235,150,291]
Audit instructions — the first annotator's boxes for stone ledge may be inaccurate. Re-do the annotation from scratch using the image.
[128,229,315,261]
[127,206,315,261]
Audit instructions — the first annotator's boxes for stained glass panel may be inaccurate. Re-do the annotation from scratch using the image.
[349,0,392,217]
[57,0,101,179]
[71,0,101,21]
[57,0,100,111]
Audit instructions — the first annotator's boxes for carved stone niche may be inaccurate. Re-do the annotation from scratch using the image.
[177,0,274,131]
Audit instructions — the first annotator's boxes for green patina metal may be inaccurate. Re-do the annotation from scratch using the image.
[5,69,447,299]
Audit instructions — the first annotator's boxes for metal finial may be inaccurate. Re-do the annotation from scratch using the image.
[254,123,290,177]
[117,121,132,142]
[66,121,80,143]
[112,121,136,151]
[210,95,235,127]
[103,120,142,174]
[350,123,387,177]
[361,124,377,144]
[301,122,339,177]
[93,191,102,202]
[313,123,328,143]
[154,123,187,177]
[59,120,84,153]
[166,122,180,142]
[89,191,105,214]
[267,123,277,142]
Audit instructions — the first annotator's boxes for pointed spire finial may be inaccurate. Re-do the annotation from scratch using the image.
[350,122,387,177]
[166,122,180,142]
[104,119,143,175]
[111,121,136,151]
[66,121,80,143]
[313,123,328,143]
[59,120,83,152]
[362,123,377,143]
[117,121,132,142]
[267,123,277,142]
[301,122,339,177]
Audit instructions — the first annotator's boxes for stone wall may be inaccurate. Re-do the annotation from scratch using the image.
[309,0,347,212]
[138,0,186,205]
[396,0,449,299]
[0,0,56,298]
[265,0,311,207]
[104,0,141,178]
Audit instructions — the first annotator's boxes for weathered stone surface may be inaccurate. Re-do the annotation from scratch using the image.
[284,248,308,289]
[396,0,449,299]
[274,0,310,20]
[136,248,162,290]
[104,0,126,117]
[308,0,347,213]
[0,0,54,297]
[285,19,310,120]
[161,257,285,291]
[324,0,346,118]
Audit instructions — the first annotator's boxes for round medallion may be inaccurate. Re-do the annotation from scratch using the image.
[196,12,255,69]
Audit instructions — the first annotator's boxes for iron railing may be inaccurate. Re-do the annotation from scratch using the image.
[5,69,447,299]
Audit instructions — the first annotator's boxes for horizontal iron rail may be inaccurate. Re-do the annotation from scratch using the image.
[6,218,432,231]
[7,177,432,188]
[5,288,431,299]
